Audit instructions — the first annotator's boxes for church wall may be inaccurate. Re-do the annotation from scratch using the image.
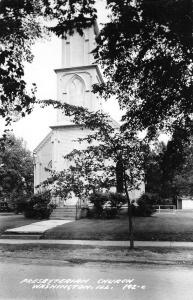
[34,134,53,189]
[51,126,92,172]
[129,181,145,201]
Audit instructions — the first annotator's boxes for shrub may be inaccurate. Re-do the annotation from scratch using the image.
[133,193,156,217]
[107,192,127,210]
[14,198,28,214]
[24,190,53,219]
[89,192,108,218]
[88,192,127,219]
[0,200,12,212]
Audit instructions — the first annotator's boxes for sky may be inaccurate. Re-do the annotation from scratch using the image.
[3,0,122,152]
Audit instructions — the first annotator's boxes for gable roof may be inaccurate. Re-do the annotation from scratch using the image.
[33,131,53,154]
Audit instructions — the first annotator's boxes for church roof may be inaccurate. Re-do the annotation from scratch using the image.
[33,131,52,154]
[50,115,120,130]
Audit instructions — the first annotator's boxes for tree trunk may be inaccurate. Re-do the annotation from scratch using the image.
[116,159,124,193]
[124,171,134,249]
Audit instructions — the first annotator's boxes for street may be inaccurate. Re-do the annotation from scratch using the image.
[0,258,193,300]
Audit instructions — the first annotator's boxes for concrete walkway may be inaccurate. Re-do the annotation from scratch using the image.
[0,239,193,248]
[5,220,73,234]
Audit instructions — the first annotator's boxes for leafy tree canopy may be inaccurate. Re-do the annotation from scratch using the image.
[144,126,193,200]
[42,100,144,197]
[93,0,192,140]
[0,133,33,206]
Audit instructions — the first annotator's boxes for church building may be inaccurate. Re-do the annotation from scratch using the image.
[33,23,144,218]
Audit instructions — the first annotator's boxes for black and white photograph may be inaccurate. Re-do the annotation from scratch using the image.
[0,0,192,299]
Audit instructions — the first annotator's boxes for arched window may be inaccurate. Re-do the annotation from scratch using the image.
[67,75,85,106]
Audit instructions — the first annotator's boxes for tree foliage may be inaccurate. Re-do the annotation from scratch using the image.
[144,126,193,201]
[93,0,193,140]
[0,0,44,125]
[172,137,193,197]
[42,100,144,198]
[0,134,33,209]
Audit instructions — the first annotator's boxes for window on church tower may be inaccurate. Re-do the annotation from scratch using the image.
[68,76,85,106]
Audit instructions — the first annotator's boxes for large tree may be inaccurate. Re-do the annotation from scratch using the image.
[173,142,193,198]
[144,126,193,202]
[0,134,33,209]
[93,0,192,140]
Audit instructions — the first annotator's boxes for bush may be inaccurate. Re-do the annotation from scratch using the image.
[24,190,53,219]
[14,198,28,214]
[88,192,127,219]
[133,193,156,217]
[89,192,108,218]
[0,200,12,212]
[107,192,127,210]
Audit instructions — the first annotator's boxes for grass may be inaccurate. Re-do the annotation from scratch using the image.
[43,210,193,241]
[0,214,38,235]
[1,211,193,242]
[0,243,193,266]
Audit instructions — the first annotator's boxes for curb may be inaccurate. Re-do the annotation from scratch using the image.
[0,239,193,248]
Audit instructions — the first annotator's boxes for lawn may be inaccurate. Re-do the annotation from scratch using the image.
[1,211,193,242]
[0,214,38,235]
[43,211,193,241]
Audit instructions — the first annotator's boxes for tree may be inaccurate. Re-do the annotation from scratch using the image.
[0,0,44,128]
[144,126,192,203]
[165,136,193,199]
[42,100,144,249]
[0,134,33,210]
[93,0,192,141]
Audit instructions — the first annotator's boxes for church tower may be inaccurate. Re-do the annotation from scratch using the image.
[55,23,103,125]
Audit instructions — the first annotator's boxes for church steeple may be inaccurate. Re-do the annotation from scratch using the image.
[61,25,98,67]
[54,23,103,125]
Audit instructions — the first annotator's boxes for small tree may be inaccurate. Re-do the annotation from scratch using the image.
[43,100,144,249]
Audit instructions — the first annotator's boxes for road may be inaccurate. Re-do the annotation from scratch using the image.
[0,258,193,300]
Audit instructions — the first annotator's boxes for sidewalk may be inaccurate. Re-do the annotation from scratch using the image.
[1,239,193,248]
[5,219,73,234]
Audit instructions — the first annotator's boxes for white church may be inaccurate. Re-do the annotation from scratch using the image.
[33,23,144,219]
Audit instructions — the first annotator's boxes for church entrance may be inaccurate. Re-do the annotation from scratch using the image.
[52,196,78,207]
